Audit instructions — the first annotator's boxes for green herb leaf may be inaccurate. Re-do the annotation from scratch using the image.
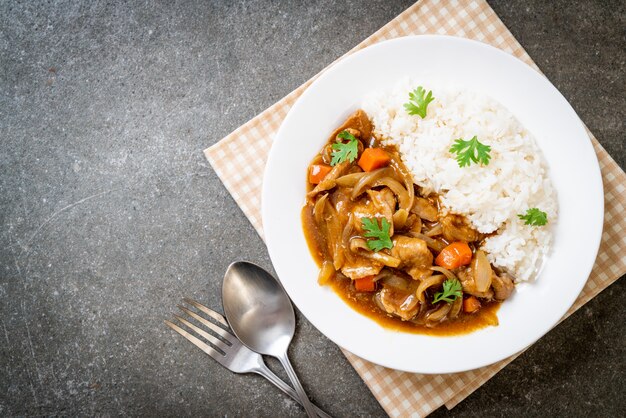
[361,217,393,252]
[517,208,548,226]
[330,130,359,166]
[432,279,463,304]
[403,86,435,118]
[449,136,492,167]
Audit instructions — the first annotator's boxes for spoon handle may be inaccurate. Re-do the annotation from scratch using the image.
[253,363,332,418]
[276,352,317,418]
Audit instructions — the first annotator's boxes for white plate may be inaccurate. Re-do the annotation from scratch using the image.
[262,35,603,374]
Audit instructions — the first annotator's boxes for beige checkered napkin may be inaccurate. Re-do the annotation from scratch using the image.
[204,0,626,416]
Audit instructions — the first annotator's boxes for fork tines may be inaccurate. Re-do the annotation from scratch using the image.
[164,298,235,360]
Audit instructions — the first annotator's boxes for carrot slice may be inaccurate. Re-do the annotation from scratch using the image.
[435,241,473,269]
[357,148,391,172]
[463,296,481,313]
[354,276,376,292]
[308,164,332,184]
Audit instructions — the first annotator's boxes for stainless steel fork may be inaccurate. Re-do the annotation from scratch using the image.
[165,298,331,418]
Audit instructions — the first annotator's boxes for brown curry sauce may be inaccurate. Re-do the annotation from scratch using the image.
[302,204,500,336]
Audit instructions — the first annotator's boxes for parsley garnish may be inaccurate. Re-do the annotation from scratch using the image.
[330,130,359,166]
[403,86,435,118]
[449,136,492,167]
[361,217,393,252]
[432,279,463,304]
[518,208,548,226]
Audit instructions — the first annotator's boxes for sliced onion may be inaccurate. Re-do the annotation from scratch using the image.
[429,266,457,281]
[335,171,366,187]
[415,274,445,303]
[372,269,392,282]
[372,178,411,210]
[313,193,328,224]
[349,237,368,252]
[324,200,344,270]
[448,297,463,319]
[426,302,452,323]
[373,293,386,313]
[350,238,401,267]
[317,261,335,285]
[408,214,422,234]
[307,161,349,198]
[366,252,401,268]
[321,144,333,165]
[392,209,409,230]
[341,213,355,263]
[350,167,393,199]
[408,232,446,252]
[472,250,492,292]
[424,223,443,237]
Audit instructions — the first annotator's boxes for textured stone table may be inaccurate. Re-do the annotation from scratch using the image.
[1,1,624,416]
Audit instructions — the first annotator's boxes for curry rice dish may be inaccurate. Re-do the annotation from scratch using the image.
[302,84,556,335]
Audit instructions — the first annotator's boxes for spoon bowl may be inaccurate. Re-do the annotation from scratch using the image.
[222,261,317,418]
[222,261,295,355]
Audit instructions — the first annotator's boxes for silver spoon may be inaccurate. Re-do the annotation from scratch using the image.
[222,261,318,418]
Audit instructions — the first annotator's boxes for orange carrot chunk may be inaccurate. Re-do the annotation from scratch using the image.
[358,148,391,172]
[463,296,481,313]
[435,241,473,269]
[354,276,376,292]
[308,164,332,184]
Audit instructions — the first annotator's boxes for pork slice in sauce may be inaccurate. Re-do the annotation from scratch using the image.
[330,189,353,226]
[411,197,438,222]
[440,214,481,242]
[390,235,433,280]
[492,272,515,301]
[376,287,419,321]
[351,188,396,235]
[327,109,372,143]
[341,257,383,280]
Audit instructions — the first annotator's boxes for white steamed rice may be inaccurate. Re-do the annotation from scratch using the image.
[362,81,557,282]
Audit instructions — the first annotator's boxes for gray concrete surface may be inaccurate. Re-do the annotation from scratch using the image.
[0,0,623,416]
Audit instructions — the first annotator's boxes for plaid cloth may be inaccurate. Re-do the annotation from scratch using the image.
[204,0,626,416]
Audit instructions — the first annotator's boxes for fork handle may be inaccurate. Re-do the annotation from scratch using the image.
[252,364,332,418]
